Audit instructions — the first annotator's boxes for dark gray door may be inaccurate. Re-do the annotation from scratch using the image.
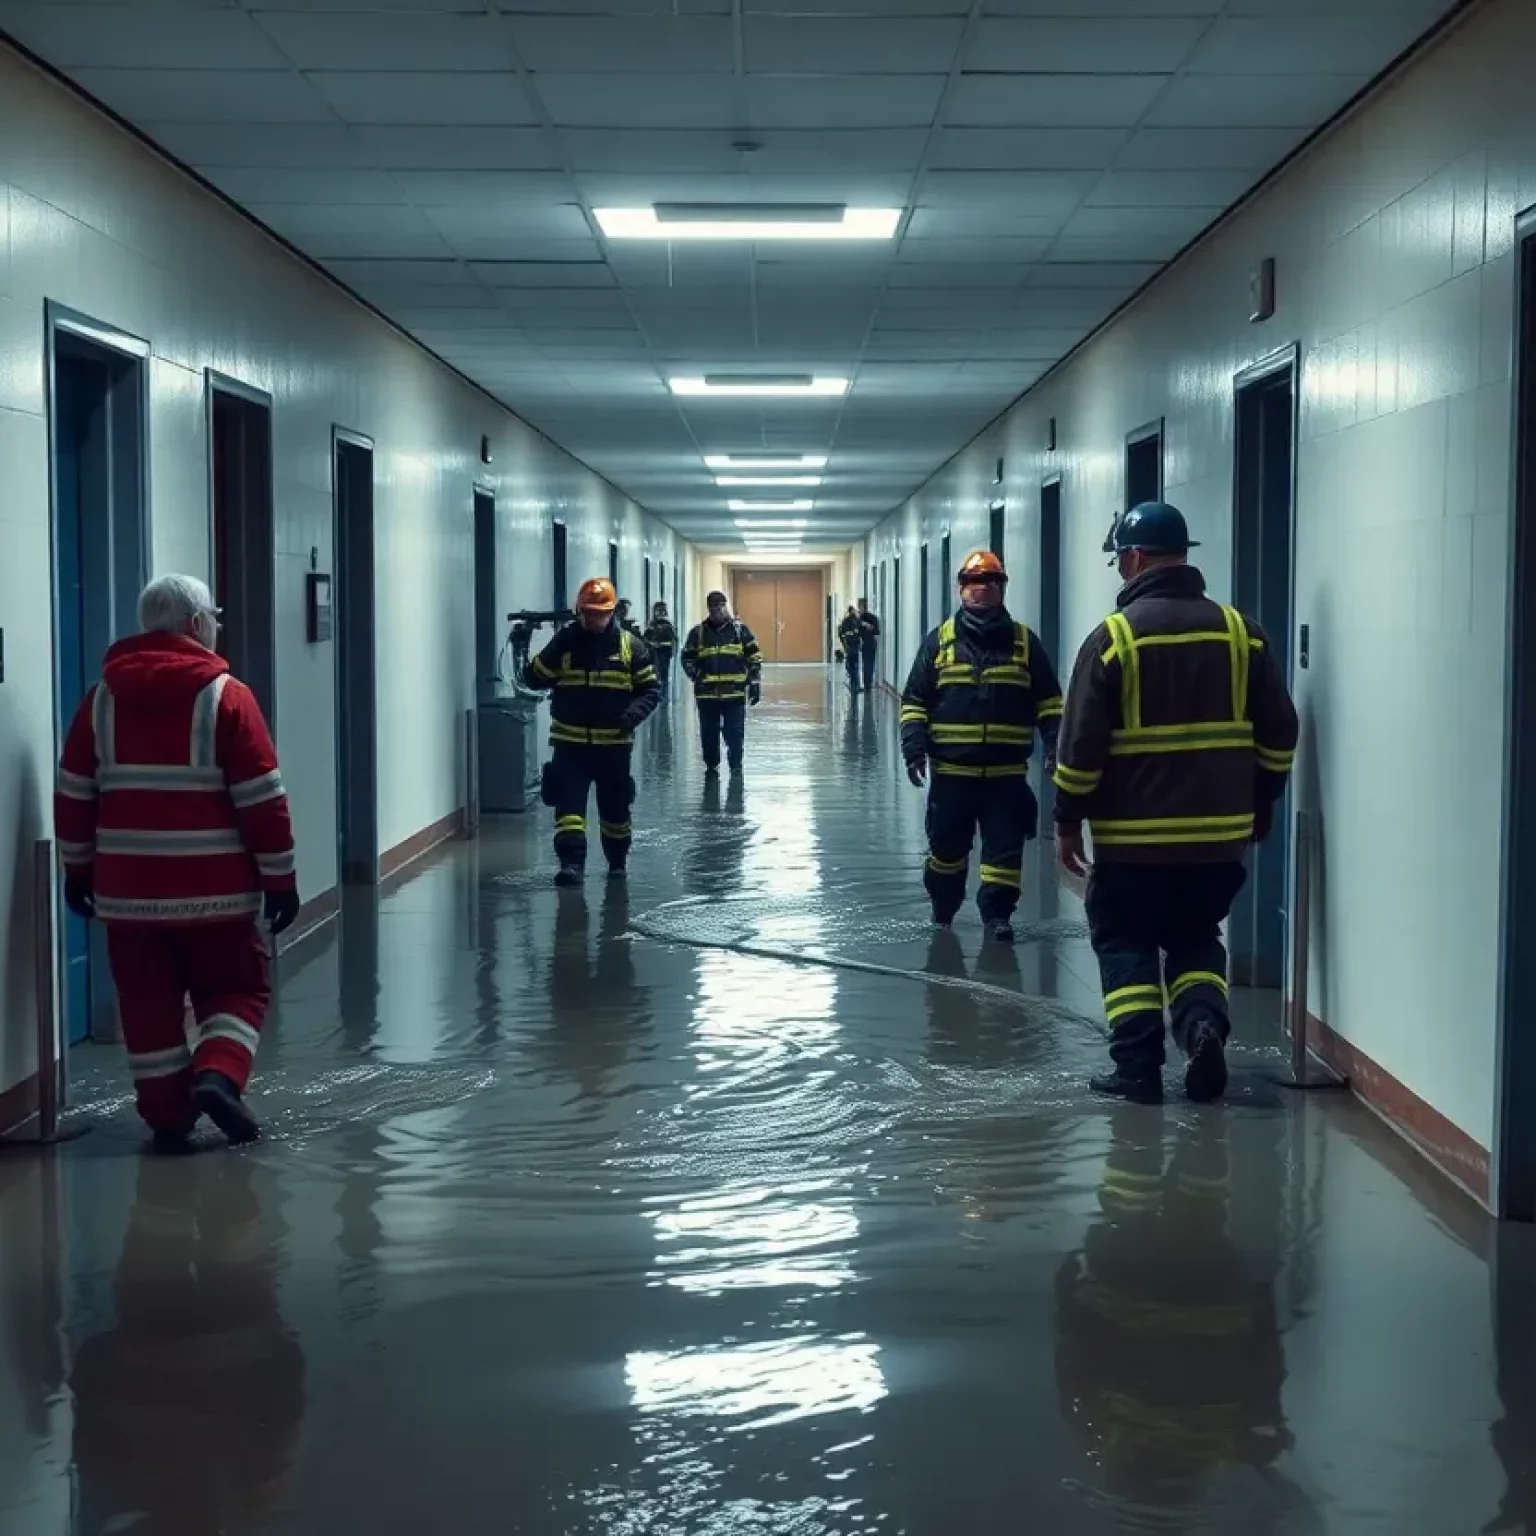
[334,433,378,885]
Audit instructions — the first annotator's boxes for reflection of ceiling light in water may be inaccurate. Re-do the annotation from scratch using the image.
[596,206,900,241]
[670,376,848,398]
[625,1336,886,1430]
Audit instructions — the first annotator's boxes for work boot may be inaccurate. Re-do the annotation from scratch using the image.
[607,863,627,881]
[1184,1018,1229,1102]
[149,1125,196,1156]
[987,919,1015,944]
[1089,1069,1164,1105]
[192,1069,260,1145]
[554,865,583,888]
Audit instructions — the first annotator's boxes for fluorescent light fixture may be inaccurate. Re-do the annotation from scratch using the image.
[714,475,821,488]
[670,375,848,398]
[705,454,827,471]
[733,519,808,529]
[728,499,814,513]
[595,205,900,242]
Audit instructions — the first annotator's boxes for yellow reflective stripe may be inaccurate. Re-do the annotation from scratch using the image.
[899,707,929,723]
[551,724,631,745]
[633,667,657,685]
[925,854,967,875]
[1222,605,1250,722]
[698,644,745,657]
[1256,744,1295,772]
[1093,814,1253,832]
[937,666,976,686]
[1092,814,1254,846]
[555,815,586,832]
[531,655,557,679]
[599,820,632,837]
[984,723,1032,743]
[930,723,986,742]
[1053,763,1102,793]
[980,664,1031,684]
[933,761,1028,779]
[937,617,956,668]
[1014,623,1030,666]
[1036,695,1064,719]
[1104,983,1165,1022]
[1109,721,1254,756]
[979,864,1021,889]
[1104,611,1140,730]
[620,629,632,666]
[1167,969,1228,1003]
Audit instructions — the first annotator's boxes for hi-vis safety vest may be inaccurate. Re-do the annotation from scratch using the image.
[686,621,760,702]
[536,626,657,747]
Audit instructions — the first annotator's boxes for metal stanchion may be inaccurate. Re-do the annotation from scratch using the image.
[1274,808,1348,1092]
[1,841,90,1148]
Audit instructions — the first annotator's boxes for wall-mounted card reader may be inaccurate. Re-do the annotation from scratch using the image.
[306,572,333,644]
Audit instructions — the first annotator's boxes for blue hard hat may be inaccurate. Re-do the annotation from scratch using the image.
[1103,500,1200,561]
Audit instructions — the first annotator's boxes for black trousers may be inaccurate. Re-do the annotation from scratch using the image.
[844,648,861,691]
[697,699,746,770]
[1084,861,1247,1075]
[861,642,878,691]
[549,744,633,870]
[653,650,674,700]
[924,774,1039,923]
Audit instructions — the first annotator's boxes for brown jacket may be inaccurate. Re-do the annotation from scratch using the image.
[1051,564,1298,863]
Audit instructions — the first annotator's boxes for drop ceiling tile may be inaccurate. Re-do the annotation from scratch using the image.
[244,202,440,238]
[746,0,970,11]
[68,68,331,123]
[509,16,735,72]
[356,283,498,309]
[967,17,1207,73]
[535,74,741,129]
[1186,15,1434,75]
[928,127,1130,168]
[1116,126,1309,170]
[442,236,604,263]
[422,203,592,240]
[469,261,616,287]
[1146,71,1369,129]
[1047,233,1187,262]
[946,73,1166,128]
[561,130,759,172]
[0,5,289,68]
[746,75,946,129]
[575,171,917,206]
[157,124,373,167]
[987,0,1221,11]
[325,258,476,286]
[744,17,966,73]
[299,231,455,259]
[1085,168,1262,207]
[385,170,569,205]
[352,126,562,169]
[256,12,505,71]
[905,207,1068,238]
[306,72,538,126]
[919,169,1098,206]
[897,236,1051,263]
[201,167,407,205]
[888,263,1032,287]
[1062,204,1225,238]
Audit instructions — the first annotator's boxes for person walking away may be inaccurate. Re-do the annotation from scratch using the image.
[681,590,762,775]
[525,576,660,886]
[614,598,641,638]
[900,550,1064,944]
[837,605,863,693]
[54,574,300,1151]
[857,598,882,692]
[644,601,678,702]
[1052,501,1298,1104]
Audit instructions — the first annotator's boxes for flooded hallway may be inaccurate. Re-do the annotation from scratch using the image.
[5,0,1536,1529]
[5,672,1536,1534]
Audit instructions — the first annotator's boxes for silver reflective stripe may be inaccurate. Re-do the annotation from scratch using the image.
[230,769,284,808]
[57,839,96,864]
[57,769,98,802]
[94,892,262,920]
[255,850,296,877]
[199,1013,261,1057]
[127,1045,192,1081]
[189,674,229,769]
[92,684,116,770]
[101,765,226,792]
[96,828,245,856]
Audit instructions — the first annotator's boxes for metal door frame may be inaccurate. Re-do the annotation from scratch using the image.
[1124,416,1166,505]
[332,426,379,886]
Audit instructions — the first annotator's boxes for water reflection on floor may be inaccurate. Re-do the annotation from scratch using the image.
[3,668,1534,1535]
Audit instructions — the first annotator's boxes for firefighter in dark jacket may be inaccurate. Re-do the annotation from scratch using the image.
[526,576,660,886]
[837,606,863,692]
[857,598,882,691]
[1052,502,1299,1103]
[901,549,1064,943]
[644,601,678,701]
[681,590,762,775]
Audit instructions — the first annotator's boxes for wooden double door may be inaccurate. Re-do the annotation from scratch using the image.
[732,567,825,663]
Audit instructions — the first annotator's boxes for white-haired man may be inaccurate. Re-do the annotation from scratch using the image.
[54,575,299,1150]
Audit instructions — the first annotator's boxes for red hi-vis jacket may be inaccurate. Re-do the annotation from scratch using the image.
[54,633,297,924]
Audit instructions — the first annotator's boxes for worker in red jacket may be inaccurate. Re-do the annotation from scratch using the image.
[54,575,300,1150]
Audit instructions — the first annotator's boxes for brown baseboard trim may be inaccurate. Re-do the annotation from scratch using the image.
[277,884,342,956]
[0,1072,39,1139]
[380,806,464,884]
[1308,1010,1490,1206]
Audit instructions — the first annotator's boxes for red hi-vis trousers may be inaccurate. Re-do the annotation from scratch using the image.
[105,919,271,1132]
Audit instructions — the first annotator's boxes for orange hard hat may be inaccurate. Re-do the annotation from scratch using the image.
[575,576,618,612]
[958,549,1006,581]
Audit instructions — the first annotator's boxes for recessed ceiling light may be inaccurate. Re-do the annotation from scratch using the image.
[670,375,848,398]
[714,475,821,487]
[728,499,813,512]
[705,454,828,470]
[595,205,900,242]
[733,519,808,529]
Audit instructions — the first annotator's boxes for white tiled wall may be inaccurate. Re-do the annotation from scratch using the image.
[0,47,691,1099]
[863,0,1525,1161]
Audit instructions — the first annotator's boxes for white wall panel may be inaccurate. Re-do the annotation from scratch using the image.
[0,47,690,1100]
[862,0,1521,1159]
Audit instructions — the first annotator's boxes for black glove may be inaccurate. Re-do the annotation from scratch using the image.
[63,876,95,921]
[906,758,928,788]
[748,681,762,707]
[264,888,301,937]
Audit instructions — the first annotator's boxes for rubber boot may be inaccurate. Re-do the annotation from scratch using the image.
[554,865,583,888]
[987,919,1015,944]
[1089,1069,1164,1105]
[192,1069,260,1146]
[1184,1017,1228,1102]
